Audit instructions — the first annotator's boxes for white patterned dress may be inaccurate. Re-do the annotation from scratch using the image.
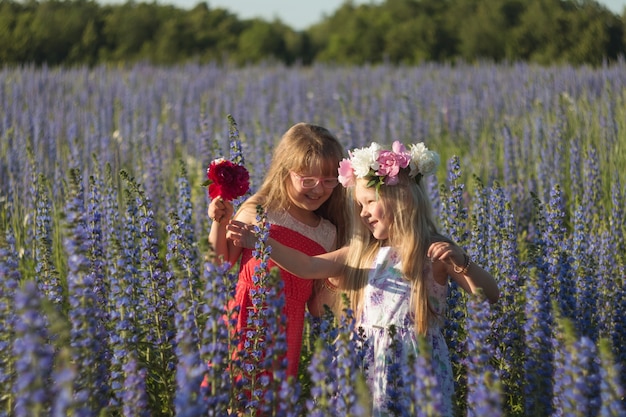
[359,246,454,417]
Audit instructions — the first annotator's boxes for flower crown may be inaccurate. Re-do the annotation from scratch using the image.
[337,141,440,189]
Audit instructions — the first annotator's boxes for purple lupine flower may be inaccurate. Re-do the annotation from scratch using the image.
[546,184,576,323]
[121,170,176,379]
[306,303,366,417]
[609,177,625,256]
[199,261,238,416]
[227,114,245,166]
[232,205,294,414]
[306,338,337,417]
[51,367,78,417]
[441,156,470,408]
[606,181,626,395]
[444,278,466,410]
[140,137,165,218]
[168,171,203,353]
[501,125,517,187]
[34,174,63,306]
[107,196,141,411]
[485,182,525,414]
[0,227,21,414]
[12,281,54,417]
[87,174,109,313]
[100,163,121,282]
[226,115,252,209]
[571,202,598,340]
[426,172,441,220]
[168,201,206,415]
[595,229,616,340]
[132,173,172,345]
[274,377,304,417]
[175,162,200,280]
[86,174,113,406]
[466,294,502,417]
[552,330,601,417]
[332,311,366,416]
[524,193,555,415]
[469,176,488,269]
[257,267,293,414]
[582,146,602,229]
[385,325,412,416]
[64,168,109,415]
[597,338,626,417]
[410,336,445,417]
[441,156,469,245]
[611,275,626,400]
[523,267,554,416]
[122,354,150,417]
[568,136,582,203]
[173,298,207,417]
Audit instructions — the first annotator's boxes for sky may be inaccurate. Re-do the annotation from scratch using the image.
[101,0,626,31]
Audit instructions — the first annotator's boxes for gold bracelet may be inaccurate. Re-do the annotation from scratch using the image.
[453,253,471,275]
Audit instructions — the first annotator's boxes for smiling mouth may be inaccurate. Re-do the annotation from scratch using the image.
[305,193,323,200]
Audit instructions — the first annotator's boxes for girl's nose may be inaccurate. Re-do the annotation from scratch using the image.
[309,182,325,194]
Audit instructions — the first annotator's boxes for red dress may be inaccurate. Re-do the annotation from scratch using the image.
[230,210,336,377]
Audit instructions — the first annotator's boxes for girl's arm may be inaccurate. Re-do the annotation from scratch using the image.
[428,240,500,304]
[227,220,348,279]
[207,197,256,266]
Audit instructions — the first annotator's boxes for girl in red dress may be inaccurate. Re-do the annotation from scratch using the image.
[207,122,350,380]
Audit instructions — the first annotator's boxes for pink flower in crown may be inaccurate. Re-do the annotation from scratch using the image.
[376,150,402,185]
[338,158,356,187]
[392,141,412,168]
[375,141,412,185]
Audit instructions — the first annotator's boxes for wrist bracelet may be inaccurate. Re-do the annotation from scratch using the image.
[322,278,338,293]
[453,253,471,275]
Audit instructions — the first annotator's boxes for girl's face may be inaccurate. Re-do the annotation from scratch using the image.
[355,181,391,241]
[286,167,337,214]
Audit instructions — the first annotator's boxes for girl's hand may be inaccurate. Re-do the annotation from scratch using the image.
[208,197,234,224]
[428,241,466,271]
[226,220,257,249]
[429,240,500,303]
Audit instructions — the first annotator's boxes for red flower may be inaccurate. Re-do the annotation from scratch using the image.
[204,158,250,201]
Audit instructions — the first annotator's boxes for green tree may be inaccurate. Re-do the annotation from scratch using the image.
[380,0,451,64]
[315,3,390,64]
[183,3,243,63]
[0,0,24,64]
[235,19,288,65]
[509,0,567,64]
[100,2,162,63]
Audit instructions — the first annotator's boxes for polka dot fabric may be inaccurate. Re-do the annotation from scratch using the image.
[230,211,337,377]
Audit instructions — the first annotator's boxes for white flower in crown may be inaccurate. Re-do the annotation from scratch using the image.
[410,142,440,177]
[350,142,382,177]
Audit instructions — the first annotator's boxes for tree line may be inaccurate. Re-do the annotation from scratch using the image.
[0,0,625,67]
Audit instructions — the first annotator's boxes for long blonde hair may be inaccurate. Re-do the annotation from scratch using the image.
[338,172,439,335]
[241,122,350,246]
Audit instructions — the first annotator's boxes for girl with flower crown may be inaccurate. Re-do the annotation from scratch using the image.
[227,140,499,416]
[207,122,351,382]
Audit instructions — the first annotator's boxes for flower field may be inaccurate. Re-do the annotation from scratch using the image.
[1,61,625,416]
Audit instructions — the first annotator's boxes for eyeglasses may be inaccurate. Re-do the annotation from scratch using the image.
[290,172,340,189]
